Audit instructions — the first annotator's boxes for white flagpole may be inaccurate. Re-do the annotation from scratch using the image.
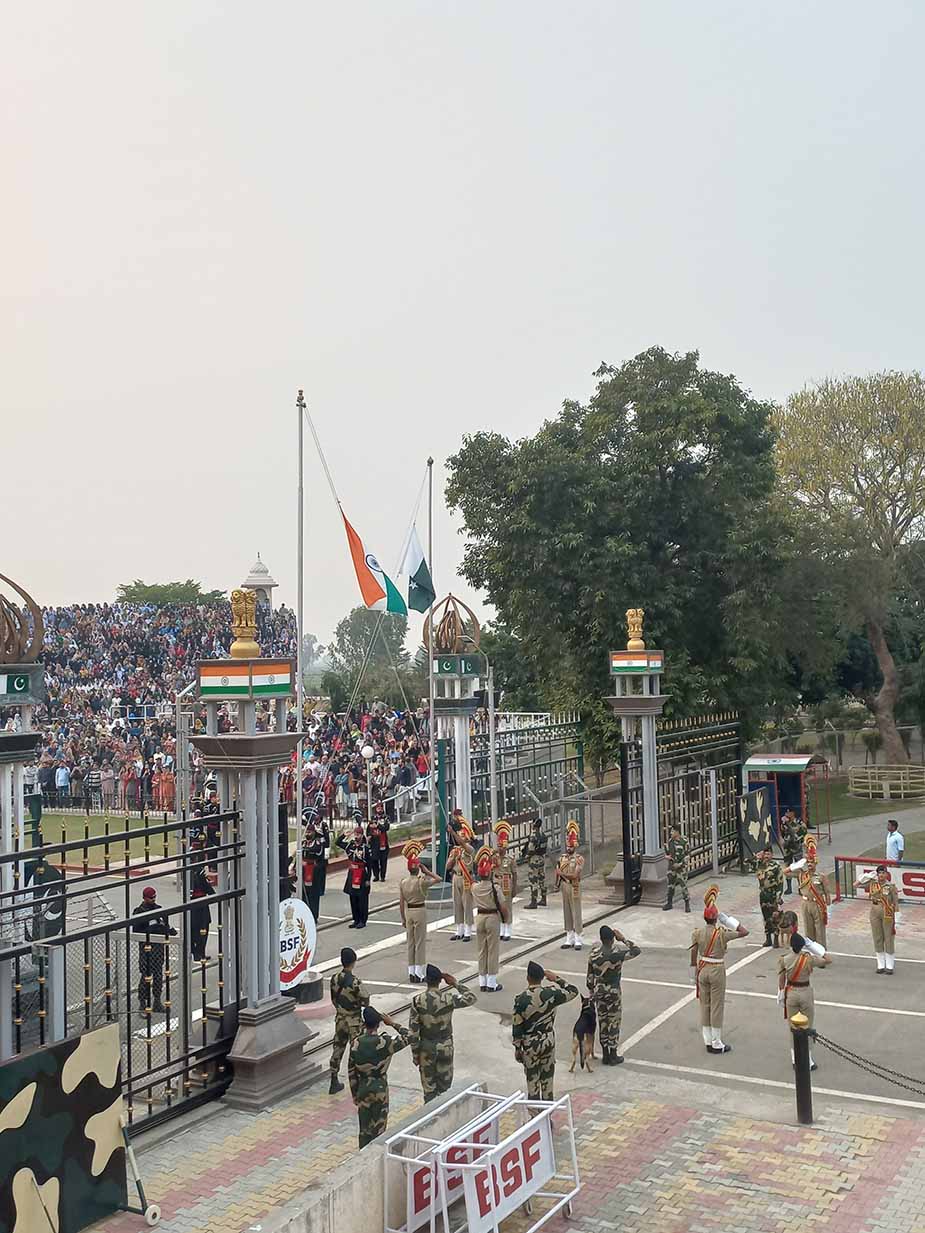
[296,390,305,854]
[427,457,437,869]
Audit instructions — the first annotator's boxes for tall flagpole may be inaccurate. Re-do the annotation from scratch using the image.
[427,457,437,869]
[296,390,305,848]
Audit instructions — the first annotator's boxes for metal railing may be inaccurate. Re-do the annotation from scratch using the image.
[848,764,925,800]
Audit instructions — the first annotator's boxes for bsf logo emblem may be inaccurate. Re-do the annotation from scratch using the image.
[279,897,316,989]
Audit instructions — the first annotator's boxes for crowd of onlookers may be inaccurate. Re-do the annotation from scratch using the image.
[1,600,429,821]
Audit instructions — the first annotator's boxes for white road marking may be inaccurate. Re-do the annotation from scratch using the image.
[624,1057,925,1112]
[615,976,925,1018]
[619,946,769,1055]
[825,949,925,965]
[362,980,418,990]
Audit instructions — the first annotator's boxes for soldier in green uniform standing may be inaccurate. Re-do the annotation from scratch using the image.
[663,823,690,913]
[756,845,784,947]
[522,818,548,910]
[586,925,641,1065]
[780,809,807,894]
[348,1006,411,1148]
[409,965,477,1101]
[512,961,578,1100]
[328,946,369,1094]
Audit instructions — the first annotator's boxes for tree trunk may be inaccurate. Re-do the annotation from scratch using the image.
[866,618,908,764]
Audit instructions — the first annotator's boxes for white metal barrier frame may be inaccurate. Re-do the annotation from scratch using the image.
[384,1086,580,1233]
[435,1094,578,1233]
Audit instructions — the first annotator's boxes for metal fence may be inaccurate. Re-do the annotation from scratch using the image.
[0,808,243,1132]
[445,722,584,822]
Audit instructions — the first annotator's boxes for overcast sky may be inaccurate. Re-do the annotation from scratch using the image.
[4,3,923,644]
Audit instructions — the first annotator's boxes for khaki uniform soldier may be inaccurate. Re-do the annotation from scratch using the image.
[472,846,508,991]
[856,865,900,974]
[409,965,478,1101]
[446,824,474,942]
[399,840,441,983]
[348,1006,410,1148]
[522,818,548,909]
[512,963,579,1100]
[586,925,641,1065]
[689,885,748,1055]
[556,820,585,950]
[492,820,518,939]
[663,825,691,912]
[756,846,785,946]
[786,835,829,947]
[329,947,369,1094]
[778,933,831,1069]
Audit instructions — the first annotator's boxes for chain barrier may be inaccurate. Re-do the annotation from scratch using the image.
[814,1032,925,1098]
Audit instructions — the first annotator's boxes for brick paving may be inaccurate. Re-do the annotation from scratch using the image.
[506,1091,925,1233]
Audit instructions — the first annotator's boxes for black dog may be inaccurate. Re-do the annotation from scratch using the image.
[569,996,598,1072]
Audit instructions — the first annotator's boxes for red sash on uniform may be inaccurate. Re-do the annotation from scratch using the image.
[783,951,809,1019]
[350,860,364,890]
[696,927,721,999]
[802,874,829,924]
[872,879,897,935]
[302,858,315,886]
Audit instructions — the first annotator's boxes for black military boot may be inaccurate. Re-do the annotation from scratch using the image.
[785,877,793,895]
[763,930,773,948]
[329,1073,344,1095]
[539,891,547,907]
[684,897,691,914]
[662,891,674,912]
[524,893,538,910]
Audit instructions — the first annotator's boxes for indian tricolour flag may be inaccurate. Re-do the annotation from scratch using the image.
[199,662,293,697]
[342,511,407,615]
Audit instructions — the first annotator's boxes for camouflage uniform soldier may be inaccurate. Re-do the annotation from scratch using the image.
[522,818,548,909]
[512,961,579,1100]
[348,1006,411,1148]
[586,924,641,1065]
[409,965,477,1101]
[328,947,369,1094]
[755,846,784,947]
[663,824,691,912]
[780,810,807,894]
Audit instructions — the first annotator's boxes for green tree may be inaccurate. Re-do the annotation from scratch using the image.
[776,372,925,763]
[446,347,801,767]
[329,607,409,677]
[116,579,226,604]
[479,621,547,712]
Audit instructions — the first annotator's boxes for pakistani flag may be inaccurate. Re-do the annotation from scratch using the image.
[400,526,436,614]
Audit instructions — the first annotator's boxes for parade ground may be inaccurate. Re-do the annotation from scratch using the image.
[86,805,925,1233]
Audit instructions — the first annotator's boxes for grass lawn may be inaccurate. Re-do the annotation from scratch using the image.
[860,831,925,863]
[825,779,924,823]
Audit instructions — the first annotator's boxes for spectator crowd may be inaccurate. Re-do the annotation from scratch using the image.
[2,600,429,823]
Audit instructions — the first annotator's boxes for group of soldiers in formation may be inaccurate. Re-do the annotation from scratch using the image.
[328,805,904,1147]
[668,808,903,1068]
[327,813,642,1146]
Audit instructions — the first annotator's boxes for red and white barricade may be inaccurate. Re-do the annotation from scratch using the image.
[384,1085,579,1233]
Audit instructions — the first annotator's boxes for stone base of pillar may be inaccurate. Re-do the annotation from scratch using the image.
[224,996,322,1111]
[637,850,669,906]
[600,859,633,906]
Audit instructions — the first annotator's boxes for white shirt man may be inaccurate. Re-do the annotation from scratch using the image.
[886,821,904,863]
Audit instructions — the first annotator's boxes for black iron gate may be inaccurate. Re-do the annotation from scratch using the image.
[0,808,243,1132]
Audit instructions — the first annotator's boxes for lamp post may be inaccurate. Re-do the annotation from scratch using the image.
[361,744,375,823]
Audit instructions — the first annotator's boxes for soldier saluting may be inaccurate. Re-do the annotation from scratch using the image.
[689,885,748,1055]
[348,1006,410,1148]
[409,964,477,1102]
[522,817,548,910]
[492,820,518,940]
[785,834,829,947]
[662,822,690,913]
[856,864,900,974]
[398,840,441,984]
[756,845,784,947]
[512,961,579,1100]
[328,946,369,1094]
[586,924,641,1065]
[445,820,475,943]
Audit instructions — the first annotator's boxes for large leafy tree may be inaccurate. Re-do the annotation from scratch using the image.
[116,579,225,604]
[446,347,801,765]
[323,606,423,710]
[776,372,925,763]
[479,621,547,713]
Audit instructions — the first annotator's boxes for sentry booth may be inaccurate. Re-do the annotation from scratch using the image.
[385,1084,579,1233]
[743,752,832,843]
